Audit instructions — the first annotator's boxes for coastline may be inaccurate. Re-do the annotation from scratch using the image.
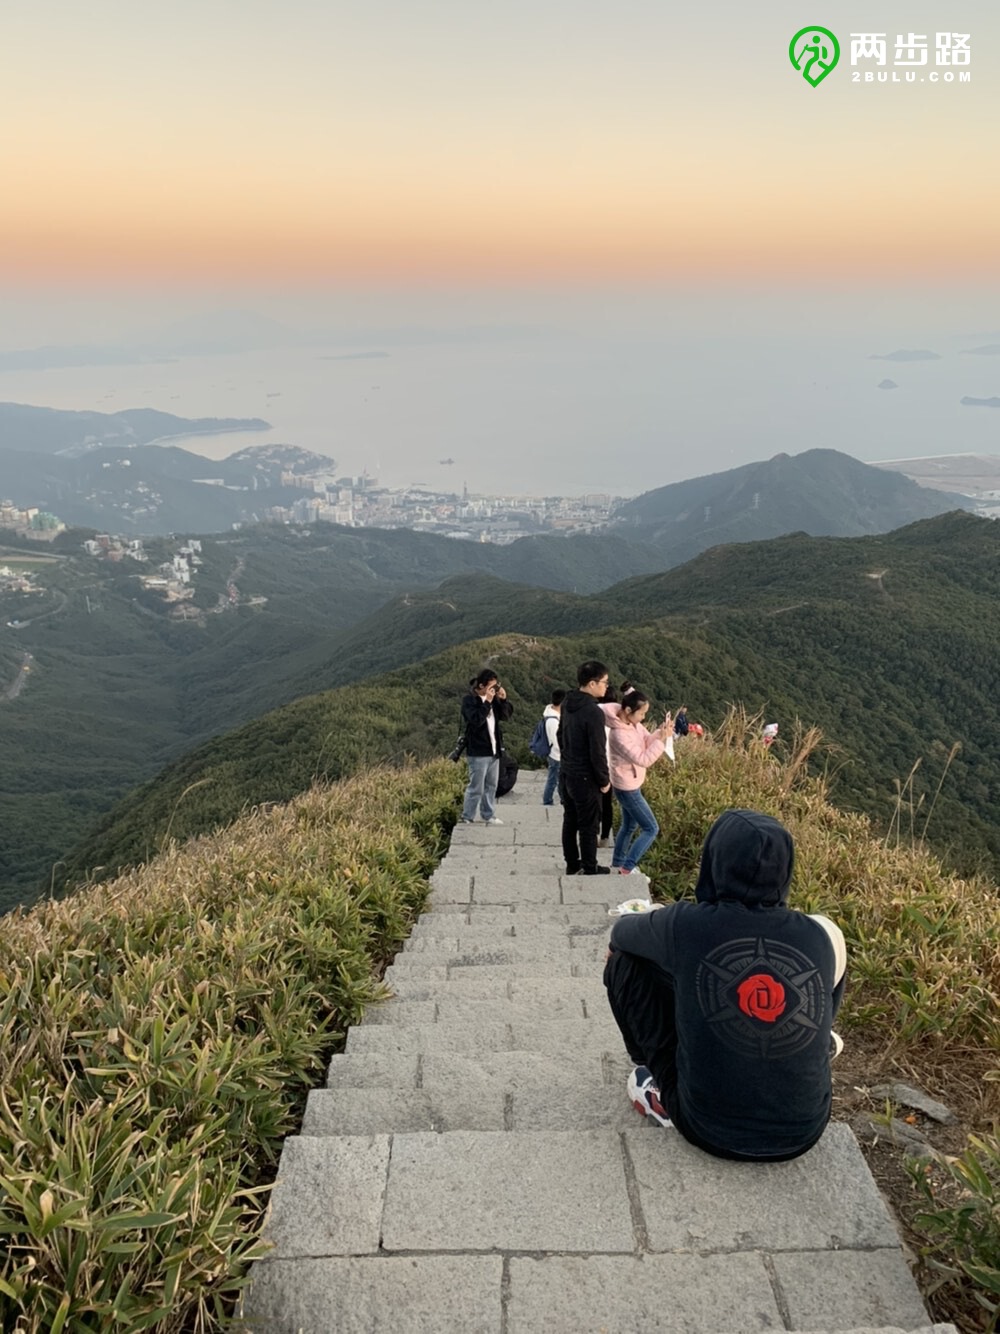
[141,422,273,450]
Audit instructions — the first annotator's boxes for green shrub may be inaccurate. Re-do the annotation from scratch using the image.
[0,761,463,1332]
[910,1133,1000,1330]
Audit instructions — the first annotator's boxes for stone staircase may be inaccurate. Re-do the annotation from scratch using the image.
[241,772,954,1333]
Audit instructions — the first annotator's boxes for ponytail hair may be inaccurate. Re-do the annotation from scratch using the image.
[621,686,649,714]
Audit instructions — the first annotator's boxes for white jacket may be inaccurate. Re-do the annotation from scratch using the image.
[543,704,561,761]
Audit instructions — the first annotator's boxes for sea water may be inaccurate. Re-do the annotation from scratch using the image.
[0,329,996,497]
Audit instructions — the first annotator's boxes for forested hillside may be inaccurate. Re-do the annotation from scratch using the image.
[0,522,659,904]
[7,510,1000,911]
[59,514,1000,897]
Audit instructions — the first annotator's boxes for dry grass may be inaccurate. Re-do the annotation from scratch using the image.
[644,707,1000,1080]
[642,709,1000,1329]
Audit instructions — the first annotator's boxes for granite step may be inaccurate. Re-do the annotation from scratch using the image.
[382,960,596,985]
[304,1049,637,1133]
[243,1124,936,1333]
[412,902,623,926]
[385,943,608,970]
[324,1048,620,1092]
[379,973,610,1003]
[400,932,609,957]
[345,1015,623,1056]
[240,777,949,1333]
[360,993,609,1025]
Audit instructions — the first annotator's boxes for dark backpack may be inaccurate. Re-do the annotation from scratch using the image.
[528,716,552,759]
[496,753,519,797]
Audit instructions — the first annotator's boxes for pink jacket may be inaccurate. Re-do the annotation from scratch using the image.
[599,703,667,791]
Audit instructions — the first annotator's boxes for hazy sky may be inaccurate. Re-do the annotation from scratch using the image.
[4,1,998,294]
[1,1,997,495]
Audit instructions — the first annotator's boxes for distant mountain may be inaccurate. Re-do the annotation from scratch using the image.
[961,396,1000,409]
[611,448,969,564]
[57,512,1000,898]
[0,402,269,456]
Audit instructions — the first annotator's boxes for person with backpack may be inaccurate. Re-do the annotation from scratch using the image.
[531,688,565,806]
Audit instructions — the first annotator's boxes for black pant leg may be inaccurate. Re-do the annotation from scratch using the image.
[575,777,602,872]
[600,787,614,840]
[604,949,680,1117]
[559,772,581,872]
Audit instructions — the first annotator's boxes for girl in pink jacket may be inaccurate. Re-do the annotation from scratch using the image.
[600,685,674,875]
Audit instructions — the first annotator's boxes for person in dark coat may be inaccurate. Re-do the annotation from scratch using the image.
[557,660,612,875]
[459,669,513,825]
[604,809,847,1160]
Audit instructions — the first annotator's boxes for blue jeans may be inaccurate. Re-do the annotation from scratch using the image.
[542,757,560,805]
[612,787,659,871]
[462,754,499,822]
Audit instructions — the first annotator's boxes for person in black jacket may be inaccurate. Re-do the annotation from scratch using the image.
[557,660,612,875]
[459,669,513,825]
[604,809,847,1161]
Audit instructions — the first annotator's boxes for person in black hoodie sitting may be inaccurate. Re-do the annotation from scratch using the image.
[604,808,847,1161]
[557,659,612,875]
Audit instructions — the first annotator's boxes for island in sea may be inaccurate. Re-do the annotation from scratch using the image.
[868,349,942,362]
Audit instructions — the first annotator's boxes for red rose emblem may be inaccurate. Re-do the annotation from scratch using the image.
[736,973,786,1023]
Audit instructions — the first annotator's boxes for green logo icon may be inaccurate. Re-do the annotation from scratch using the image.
[789,26,840,86]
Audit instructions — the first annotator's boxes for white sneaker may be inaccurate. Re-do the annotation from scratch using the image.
[626,1066,672,1127]
[486,817,504,825]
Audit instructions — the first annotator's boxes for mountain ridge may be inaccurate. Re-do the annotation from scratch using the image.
[612,448,971,565]
[52,512,1000,903]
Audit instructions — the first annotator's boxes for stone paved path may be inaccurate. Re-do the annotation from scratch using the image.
[241,772,954,1333]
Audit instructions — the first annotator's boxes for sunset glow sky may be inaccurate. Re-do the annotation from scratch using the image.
[5,0,998,290]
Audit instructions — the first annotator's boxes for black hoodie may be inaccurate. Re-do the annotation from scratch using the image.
[556,689,610,786]
[610,809,841,1160]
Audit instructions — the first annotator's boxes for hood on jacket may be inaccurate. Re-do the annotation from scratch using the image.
[606,710,633,731]
[543,704,560,717]
[694,809,794,908]
[561,689,598,715]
